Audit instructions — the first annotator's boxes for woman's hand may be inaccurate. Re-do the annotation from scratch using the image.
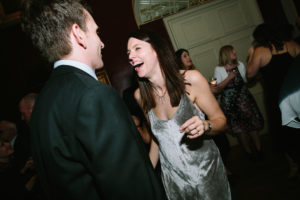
[25,175,37,191]
[210,83,219,94]
[180,116,210,139]
[20,157,34,174]
[227,70,238,80]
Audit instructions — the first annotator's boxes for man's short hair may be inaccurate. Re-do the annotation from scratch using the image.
[21,0,89,62]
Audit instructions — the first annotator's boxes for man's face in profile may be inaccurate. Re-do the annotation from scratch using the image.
[84,11,105,70]
[19,100,32,124]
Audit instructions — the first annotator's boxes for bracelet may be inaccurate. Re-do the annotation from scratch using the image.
[204,121,212,135]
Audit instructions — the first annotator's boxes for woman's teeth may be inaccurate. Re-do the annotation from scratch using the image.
[134,62,144,67]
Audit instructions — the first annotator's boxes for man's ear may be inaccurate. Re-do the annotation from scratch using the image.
[71,24,87,49]
[29,104,34,115]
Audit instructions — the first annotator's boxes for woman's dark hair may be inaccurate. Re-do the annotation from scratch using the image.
[275,23,294,41]
[252,23,284,51]
[175,49,187,69]
[128,29,186,112]
[175,48,195,70]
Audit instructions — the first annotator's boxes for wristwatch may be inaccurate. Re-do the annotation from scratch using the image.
[204,121,212,135]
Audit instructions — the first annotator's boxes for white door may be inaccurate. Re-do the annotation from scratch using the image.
[164,0,267,145]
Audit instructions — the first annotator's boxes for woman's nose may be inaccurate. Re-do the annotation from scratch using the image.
[100,40,105,49]
[128,51,135,60]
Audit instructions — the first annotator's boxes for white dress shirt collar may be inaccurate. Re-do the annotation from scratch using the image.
[54,60,98,81]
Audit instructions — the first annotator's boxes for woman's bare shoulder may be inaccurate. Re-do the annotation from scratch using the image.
[253,46,272,67]
[255,46,270,54]
[183,69,207,84]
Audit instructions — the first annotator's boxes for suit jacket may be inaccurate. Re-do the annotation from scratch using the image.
[30,65,166,200]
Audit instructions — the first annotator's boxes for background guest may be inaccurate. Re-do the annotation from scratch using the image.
[0,138,38,199]
[279,56,300,178]
[19,93,37,125]
[175,48,196,70]
[15,93,38,171]
[246,23,300,153]
[0,120,17,148]
[212,45,264,160]
[247,23,300,180]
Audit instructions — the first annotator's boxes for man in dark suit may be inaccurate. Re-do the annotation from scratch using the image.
[21,0,165,199]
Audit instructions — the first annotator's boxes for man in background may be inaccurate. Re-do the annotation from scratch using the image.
[14,93,38,171]
[19,93,37,124]
[21,0,165,199]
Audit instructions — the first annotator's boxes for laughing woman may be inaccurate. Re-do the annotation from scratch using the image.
[127,29,231,200]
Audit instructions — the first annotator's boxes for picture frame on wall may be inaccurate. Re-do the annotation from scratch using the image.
[96,68,111,86]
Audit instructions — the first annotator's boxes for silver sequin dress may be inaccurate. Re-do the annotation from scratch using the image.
[148,94,231,200]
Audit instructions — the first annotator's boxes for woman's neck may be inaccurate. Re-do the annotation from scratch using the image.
[151,81,166,96]
[148,66,166,94]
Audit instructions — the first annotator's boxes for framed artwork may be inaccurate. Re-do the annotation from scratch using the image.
[96,68,111,86]
[132,0,214,26]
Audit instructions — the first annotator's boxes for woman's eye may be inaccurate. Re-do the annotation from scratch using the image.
[135,47,141,51]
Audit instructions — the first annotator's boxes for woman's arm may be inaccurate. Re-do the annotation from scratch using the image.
[246,46,261,79]
[211,70,238,94]
[180,70,227,138]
